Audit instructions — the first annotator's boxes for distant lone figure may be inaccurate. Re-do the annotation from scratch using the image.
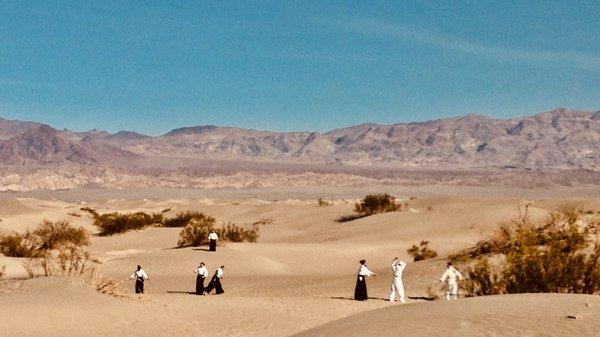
[130,265,149,294]
[439,262,462,300]
[195,262,209,295]
[205,265,225,294]
[354,259,376,301]
[208,230,218,252]
[389,257,406,303]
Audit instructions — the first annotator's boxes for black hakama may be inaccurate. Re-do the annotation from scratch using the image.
[209,239,217,252]
[205,275,224,294]
[354,275,367,301]
[196,275,205,295]
[135,277,145,294]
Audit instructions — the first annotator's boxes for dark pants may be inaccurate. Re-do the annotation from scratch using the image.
[205,275,224,294]
[196,275,205,295]
[135,278,144,294]
[209,239,217,251]
[354,275,367,301]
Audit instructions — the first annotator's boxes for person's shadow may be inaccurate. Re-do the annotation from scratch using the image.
[166,290,196,295]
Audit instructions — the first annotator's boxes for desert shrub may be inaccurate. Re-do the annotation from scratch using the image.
[216,222,259,243]
[89,211,163,236]
[177,216,217,247]
[0,264,5,278]
[354,193,400,216]
[318,198,332,207]
[162,211,212,228]
[177,216,260,248]
[407,240,438,261]
[33,220,89,250]
[0,232,38,258]
[460,205,600,295]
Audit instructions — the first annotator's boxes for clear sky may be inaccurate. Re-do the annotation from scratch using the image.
[1,1,599,135]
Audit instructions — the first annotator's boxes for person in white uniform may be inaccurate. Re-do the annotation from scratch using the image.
[389,257,406,303]
[195,262,209,295]
[208,231,218,252]
[130,265,149,294]
[354,259,377,301]
[439,262,463,300]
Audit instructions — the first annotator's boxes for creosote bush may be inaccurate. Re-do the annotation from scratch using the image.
[317,198,332,207]
[82,208,165,236]
[407,240,438,262]
[459,205,600,296]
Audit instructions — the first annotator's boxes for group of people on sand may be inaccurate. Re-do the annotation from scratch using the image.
[355,259,463,302]
[129,230,225,295]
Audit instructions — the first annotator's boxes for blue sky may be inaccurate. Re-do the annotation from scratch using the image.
[0,1,599,135]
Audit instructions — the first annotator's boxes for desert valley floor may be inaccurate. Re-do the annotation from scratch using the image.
[1,185,600,337]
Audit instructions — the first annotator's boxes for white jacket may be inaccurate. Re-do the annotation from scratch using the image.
[440,266,462,284]
[391,260,406,278]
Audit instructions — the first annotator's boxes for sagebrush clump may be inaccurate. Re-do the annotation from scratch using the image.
[82,208,165,236]
[163,211,213,228]
[407,240,438,261]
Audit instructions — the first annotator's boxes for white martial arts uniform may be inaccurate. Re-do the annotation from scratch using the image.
[389,259,406,303]
[358,264,375,277]
[439,266,462,300]
[208,232,218,241]
[195,266,209,278]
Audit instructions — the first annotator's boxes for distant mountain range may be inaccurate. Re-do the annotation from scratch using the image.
[0,108,598,191]
[0,108,598,171]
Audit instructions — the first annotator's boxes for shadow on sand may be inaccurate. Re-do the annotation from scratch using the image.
[166,290,197,295]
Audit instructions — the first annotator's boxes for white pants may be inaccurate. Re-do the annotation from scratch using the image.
[389,277,405,302]
[446,282,458,300]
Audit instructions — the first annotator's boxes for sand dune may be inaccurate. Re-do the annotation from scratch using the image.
[1,193,599,336]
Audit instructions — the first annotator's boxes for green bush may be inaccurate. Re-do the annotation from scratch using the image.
[216,222,259,243]
[407,240,438,261]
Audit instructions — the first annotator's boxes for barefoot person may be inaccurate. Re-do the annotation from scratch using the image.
[389,257,406,303]
[208,230,218,252]
[354,259,376,301]
[130,265,149,294]
[205,265,225,294]
[439,262,462,300]
[195,262,209,295]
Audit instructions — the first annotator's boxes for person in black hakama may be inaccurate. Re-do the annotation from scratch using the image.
[208,230,218,252]
[205,265,225,294]
[130,265,149,294]
[195,262,209,295]
[354,259,376,301]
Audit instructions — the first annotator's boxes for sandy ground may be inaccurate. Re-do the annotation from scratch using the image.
[1,188,600,337]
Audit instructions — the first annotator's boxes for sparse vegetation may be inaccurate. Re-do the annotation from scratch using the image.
[336,193,401,222]
[0,232,38,258]
[458,205,600,296]
[162,211,212,228]
[0,264,5,278]
[177,216,260,248]
[354,193,400,216]
[317,198,332,207]
[82,207,165,236]
[407,240,438,262]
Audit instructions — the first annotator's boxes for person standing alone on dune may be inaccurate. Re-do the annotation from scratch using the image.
[389,257,406,303]
[130,265,149,294]
[354,259,377,301]
[195,262,209,295]
[208,230,218,252]
[439,262,462,300]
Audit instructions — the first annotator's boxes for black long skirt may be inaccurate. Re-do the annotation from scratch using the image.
[209,239,217,252]
[354,275,367,301]
[196,275,205,295]
[205,276,224,294]
[135,278,144,294]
